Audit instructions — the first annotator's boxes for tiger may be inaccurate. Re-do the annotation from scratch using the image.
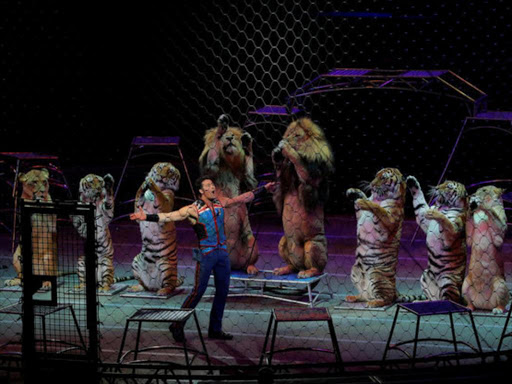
[130,162,183,296]
[72,173,115,292]
[462,186,509,313]
[407,176,468,303]
[5,168,57,289]
[345,168,406,308]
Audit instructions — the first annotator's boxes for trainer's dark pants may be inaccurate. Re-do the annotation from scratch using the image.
[182,248,231,332]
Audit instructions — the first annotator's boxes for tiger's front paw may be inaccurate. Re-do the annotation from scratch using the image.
[493,306,505,315]
[344,295,360,303]
[367,299,390,308]
[128,284,145,292]
[5,278,21,287]
[346,188,364,202]
[469,196,481,212]
[425,209,441,220]
[74,283,86,291]
[406,176,420,190]
[98,284,112,293]
[142,177,157,192]
[157,287,174,296]
[103,174,115,192]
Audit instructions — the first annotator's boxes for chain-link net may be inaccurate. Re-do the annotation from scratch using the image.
[1,0,512,379]
[0,201,94,360]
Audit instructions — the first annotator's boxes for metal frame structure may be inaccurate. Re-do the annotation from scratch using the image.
[248,68,488,119]
[115,136,196,203]
[207,270,333,307]
[382,300,483,365]
[0,152,71,253]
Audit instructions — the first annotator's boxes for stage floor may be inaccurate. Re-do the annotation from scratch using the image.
[0,214,511,368]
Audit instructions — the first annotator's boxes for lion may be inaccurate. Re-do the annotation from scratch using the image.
[271,117,335,278]
[5,168,57,288]
[199,116,260,274]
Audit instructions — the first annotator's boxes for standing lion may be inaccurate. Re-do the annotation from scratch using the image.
[199,115,260,274]
[271,118,334,278]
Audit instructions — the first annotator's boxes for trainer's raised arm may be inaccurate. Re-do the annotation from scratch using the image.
[130,205,197,223]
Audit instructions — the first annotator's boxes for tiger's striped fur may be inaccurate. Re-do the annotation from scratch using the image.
[73,173,115,292]
[346,168,406,308]
[407,176,468,303]
[131,162,183,296]
[5,168,57,289]
[463,186,509,313]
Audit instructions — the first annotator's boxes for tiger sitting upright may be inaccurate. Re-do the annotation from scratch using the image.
[130,162,183,296]
[72,173,115,292]
[345,168,406,308]
[407,176,468,303]
[5,168,57,289]
[463,186,509,313]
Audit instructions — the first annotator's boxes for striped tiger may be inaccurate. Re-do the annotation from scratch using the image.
[72,173,115,292]
[5,168,57,289]
[130,162,183,296]
[407,176,468,303]
[345,168,406,308]
[463,186,509,313]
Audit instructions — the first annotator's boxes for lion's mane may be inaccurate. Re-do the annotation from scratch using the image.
[273,118,334,214]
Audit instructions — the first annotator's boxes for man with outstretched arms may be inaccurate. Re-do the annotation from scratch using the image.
[131,175,272,341]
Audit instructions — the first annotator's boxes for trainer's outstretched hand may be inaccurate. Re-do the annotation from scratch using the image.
[130,206,147,221]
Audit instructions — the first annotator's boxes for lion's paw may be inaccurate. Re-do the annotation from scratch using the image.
[273,265,294,276]
[246,265,259,275]
[241,132,253,150]
[297,268,320,279]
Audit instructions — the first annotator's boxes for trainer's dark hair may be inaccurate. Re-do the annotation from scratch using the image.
[195,175,215,194]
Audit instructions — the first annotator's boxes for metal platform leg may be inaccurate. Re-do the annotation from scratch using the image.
[383,305,401,361]
[326,318,344,371]
[268,318,279,367]
[259,312,275,366]
[193,311,211,369]
[497,309,512,352]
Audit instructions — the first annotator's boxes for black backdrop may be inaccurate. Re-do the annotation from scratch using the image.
[2,0,511,214]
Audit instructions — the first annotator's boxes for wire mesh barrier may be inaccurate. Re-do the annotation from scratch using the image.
[1,0,512,382]
[0,200,98,382]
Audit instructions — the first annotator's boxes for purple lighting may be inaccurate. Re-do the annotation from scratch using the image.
[399,70,448,77]
[324,69,372,77]
[474,111,512,121]
[249,105,300,115]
